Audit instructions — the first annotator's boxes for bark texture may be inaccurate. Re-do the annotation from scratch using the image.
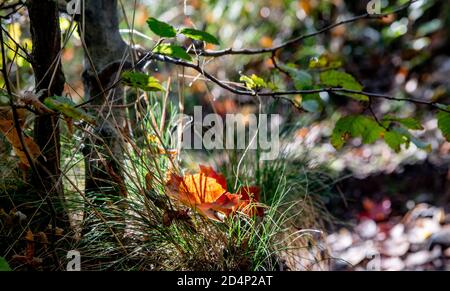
[27,0,67,225]
[81,0,128,201]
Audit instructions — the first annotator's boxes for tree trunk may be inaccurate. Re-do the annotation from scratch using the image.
[80,1,128,214]
[27,0,68,226]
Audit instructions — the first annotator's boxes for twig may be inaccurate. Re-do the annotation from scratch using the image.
[367,97,385,128]
[0,25,32,62]
[194,0,418,58]
[75,0,448,114]
[271,52,291,78]
[1,24,61,265]
[147,53,449,112]
[0,1,25,19]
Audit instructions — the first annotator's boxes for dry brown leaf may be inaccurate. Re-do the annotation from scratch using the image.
[0,116,40,167]
[25,229,34,262]
[21,91,53,115]
[145,172,153,191]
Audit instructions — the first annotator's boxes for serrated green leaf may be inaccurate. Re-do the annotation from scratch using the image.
[331,115,384,149]
[240,74,267,90]
[240,75,253,87]
[180,28,220,45]
[153,44,192,61]
[384,130,408,153]
[146,17,177,38]
[0,257,12,271]
[320,70,368,101]
[437,106,450,141]
[122,71,164,92]
[250,74,267,89]
[383,116,424,130]
[44,96,95,124]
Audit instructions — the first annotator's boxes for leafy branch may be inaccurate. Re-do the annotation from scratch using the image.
[144,53,449,113]
[192,0,419,58]
[65,0,448,153]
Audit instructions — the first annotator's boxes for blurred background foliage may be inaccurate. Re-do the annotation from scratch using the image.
[1,0,449,191]
[1,0,450,271]
[0,0,450,196]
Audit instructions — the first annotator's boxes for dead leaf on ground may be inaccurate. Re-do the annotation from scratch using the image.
[166,165,264,221]
[0,115,40,167]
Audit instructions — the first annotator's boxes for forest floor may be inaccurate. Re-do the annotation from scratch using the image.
[286,118,450,271]
[2,117,449,271]
[326,196,450,271]
[325,157,450,271]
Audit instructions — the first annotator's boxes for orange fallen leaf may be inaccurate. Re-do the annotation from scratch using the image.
[166,165,264,221]
[198,165,227,190]
[166,165,228,215]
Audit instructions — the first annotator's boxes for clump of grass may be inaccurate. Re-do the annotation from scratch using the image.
[48,83,337,271]
[213,115,338,270]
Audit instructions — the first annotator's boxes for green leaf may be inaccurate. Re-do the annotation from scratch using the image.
[146,17,177,38]
[331,115,384,149]
[301,94,323,113]
[292,70,313,90]
[384,130,408,153]
[250,74,267,89]
[395,127,431,152]
[320,70,368,101]
[0,257,11,271]
[333,116,423,152]
[436,103,449,111]
[153,44,192,61]
[240,75,253,89]
[277,64,313,90]
[122,71,165,92]
[437,106,450,141]
[309,55,329,69]
[267,81,278,91]
[383,116,424,130]
[308,55,342,70]
[277,66,322,112]
[0,90,9,106]
[44,96,96,124]
[180,28,220,45]
[240,74,267,90]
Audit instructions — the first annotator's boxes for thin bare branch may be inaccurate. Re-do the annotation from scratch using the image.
[194,0,418,57]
